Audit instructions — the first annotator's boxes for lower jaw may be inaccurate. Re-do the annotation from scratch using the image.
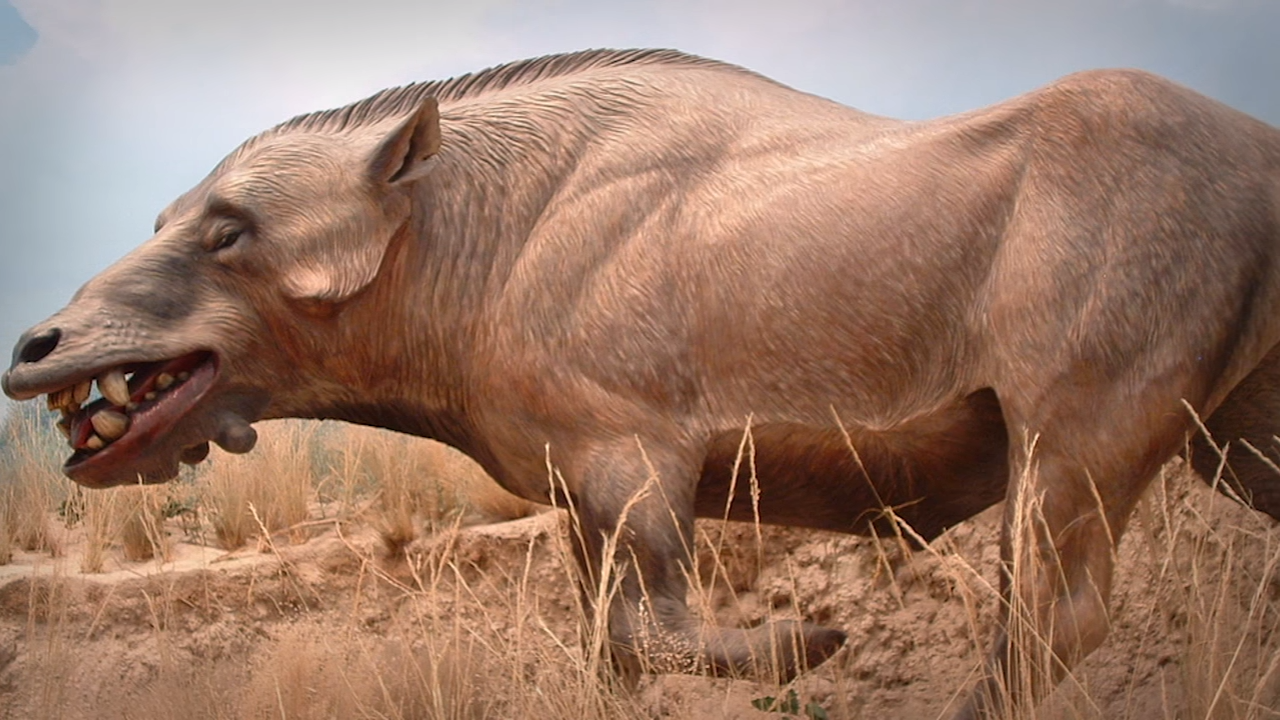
[64,385,271,489]
[64,356,219,487]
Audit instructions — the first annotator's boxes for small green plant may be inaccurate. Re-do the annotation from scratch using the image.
[57,487,85,528]
[751,688,830,719]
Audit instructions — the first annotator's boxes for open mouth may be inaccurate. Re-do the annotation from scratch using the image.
[44,351,217,474]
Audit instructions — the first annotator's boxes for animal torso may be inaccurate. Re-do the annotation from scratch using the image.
[406,62,1280,542]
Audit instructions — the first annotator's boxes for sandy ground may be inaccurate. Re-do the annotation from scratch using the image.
[1,461,1278,719]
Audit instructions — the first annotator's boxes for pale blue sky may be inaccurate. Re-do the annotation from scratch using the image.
[1,0,1278,413]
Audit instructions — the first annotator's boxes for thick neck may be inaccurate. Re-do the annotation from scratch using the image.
[311,95,599,458]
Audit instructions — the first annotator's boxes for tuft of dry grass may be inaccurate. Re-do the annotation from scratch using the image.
[322,425,534,557]
[191,419,531,556]
[0,403,68,559]
[232,630,496,720]
[1139,464,1280,720]
[314,421,376,524]
[199,420,317,550]
[391,517,651,720]
[119,485,174,563]
[874,445,1280,719]
[79,483,177,572]
[363,430,443,556]
[79,486,122,573]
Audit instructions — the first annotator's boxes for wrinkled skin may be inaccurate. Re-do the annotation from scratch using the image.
[4,50,1280,718]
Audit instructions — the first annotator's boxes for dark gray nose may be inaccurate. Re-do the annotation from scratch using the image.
[11,327,61,368]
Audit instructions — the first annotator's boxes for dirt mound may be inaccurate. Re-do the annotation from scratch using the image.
[1,463,1277,719]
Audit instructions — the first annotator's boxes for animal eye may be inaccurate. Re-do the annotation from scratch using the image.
[211,229,242,251]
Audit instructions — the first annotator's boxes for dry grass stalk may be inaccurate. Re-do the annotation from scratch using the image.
[23,573,80,717]
[315,420,374,523]
[78,483,175,572]
[0,490,12,565]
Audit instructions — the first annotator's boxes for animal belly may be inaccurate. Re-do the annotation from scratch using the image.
[693,388,1010,541]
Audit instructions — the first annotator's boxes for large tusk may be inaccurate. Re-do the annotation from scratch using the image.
[98,368,130,407]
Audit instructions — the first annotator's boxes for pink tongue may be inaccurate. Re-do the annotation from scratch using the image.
[70,414,95,449]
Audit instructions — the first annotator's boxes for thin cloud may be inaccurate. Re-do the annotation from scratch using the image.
[0,0,35,65]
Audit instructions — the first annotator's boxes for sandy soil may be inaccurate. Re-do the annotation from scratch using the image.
[1,461,1278,719]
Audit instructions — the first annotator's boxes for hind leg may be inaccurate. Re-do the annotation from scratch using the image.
[955,392,1192,719]
[1191,342,1280,520]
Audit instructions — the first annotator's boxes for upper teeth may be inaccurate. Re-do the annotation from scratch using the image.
[43,362,197,455]
[98,368,130,407]
[46,387,74,411]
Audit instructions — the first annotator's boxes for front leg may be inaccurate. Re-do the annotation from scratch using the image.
[563,435,847,682]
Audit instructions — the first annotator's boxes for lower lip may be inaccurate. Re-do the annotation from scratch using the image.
[64,355,218,479]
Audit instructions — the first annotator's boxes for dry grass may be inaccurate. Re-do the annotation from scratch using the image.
[199,420,318,549]
[116,484,174,563]
[322,424,535,557]
[1,403,1278,718]
[1,406,533,559]
[78,486,121,573]
[76,483,177,572]
[871,444,1280,720]
[5,471,1280,719]
[1141,467,1280,719]
[0,403,67,559]
[0,495,10,565]
[22,569,81,719]
[111,593,627,720]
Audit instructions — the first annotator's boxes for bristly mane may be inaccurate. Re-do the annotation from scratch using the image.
[215,49,741,171]
[275,48,738,138]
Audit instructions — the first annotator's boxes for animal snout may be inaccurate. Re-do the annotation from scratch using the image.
[3,326,62,399]
[12,327,61,367]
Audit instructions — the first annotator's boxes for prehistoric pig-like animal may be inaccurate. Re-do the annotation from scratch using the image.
[4,50,1280,717]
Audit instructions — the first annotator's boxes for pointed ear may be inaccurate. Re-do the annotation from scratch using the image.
[369,97,441,185]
